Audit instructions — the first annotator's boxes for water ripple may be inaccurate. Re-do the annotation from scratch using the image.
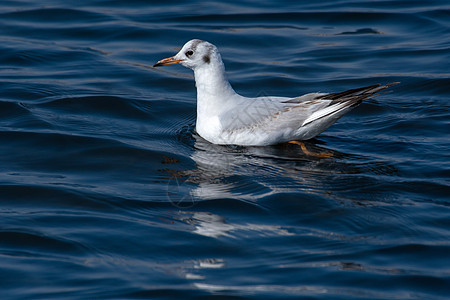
[0,1,449,299]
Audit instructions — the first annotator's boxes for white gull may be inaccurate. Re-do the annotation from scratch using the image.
[154,39,398,146]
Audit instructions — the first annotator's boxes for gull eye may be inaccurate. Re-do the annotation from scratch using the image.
[185,50,194,57]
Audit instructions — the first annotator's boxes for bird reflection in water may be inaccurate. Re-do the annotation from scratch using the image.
[160,127,397,209]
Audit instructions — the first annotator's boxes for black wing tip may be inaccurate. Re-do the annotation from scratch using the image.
[319,82,400,100]
[316,81,400,107]
[383,81,400,88]
[366,81,400,95]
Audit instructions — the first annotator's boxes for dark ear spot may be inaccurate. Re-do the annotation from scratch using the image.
[202,55,210,64]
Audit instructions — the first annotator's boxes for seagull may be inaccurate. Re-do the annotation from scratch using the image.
[154,39,398,146]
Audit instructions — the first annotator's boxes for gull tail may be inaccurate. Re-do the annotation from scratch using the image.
[319,82,400,106]
[302,82,399,126]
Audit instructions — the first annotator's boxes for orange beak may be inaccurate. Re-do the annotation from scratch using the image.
[153,56,182,67]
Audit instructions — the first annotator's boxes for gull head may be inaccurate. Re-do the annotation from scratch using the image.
[153,39,218,70]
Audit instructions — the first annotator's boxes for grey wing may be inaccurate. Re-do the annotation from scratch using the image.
[219,94,329,132]
[282,92,326,103]
[219,82,399,133]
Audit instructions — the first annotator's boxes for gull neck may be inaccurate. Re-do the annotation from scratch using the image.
[193,58,237,104]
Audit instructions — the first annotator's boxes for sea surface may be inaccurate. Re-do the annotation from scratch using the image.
[0,1,449,299]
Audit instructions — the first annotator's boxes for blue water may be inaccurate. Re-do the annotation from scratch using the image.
[0,1,449,299]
